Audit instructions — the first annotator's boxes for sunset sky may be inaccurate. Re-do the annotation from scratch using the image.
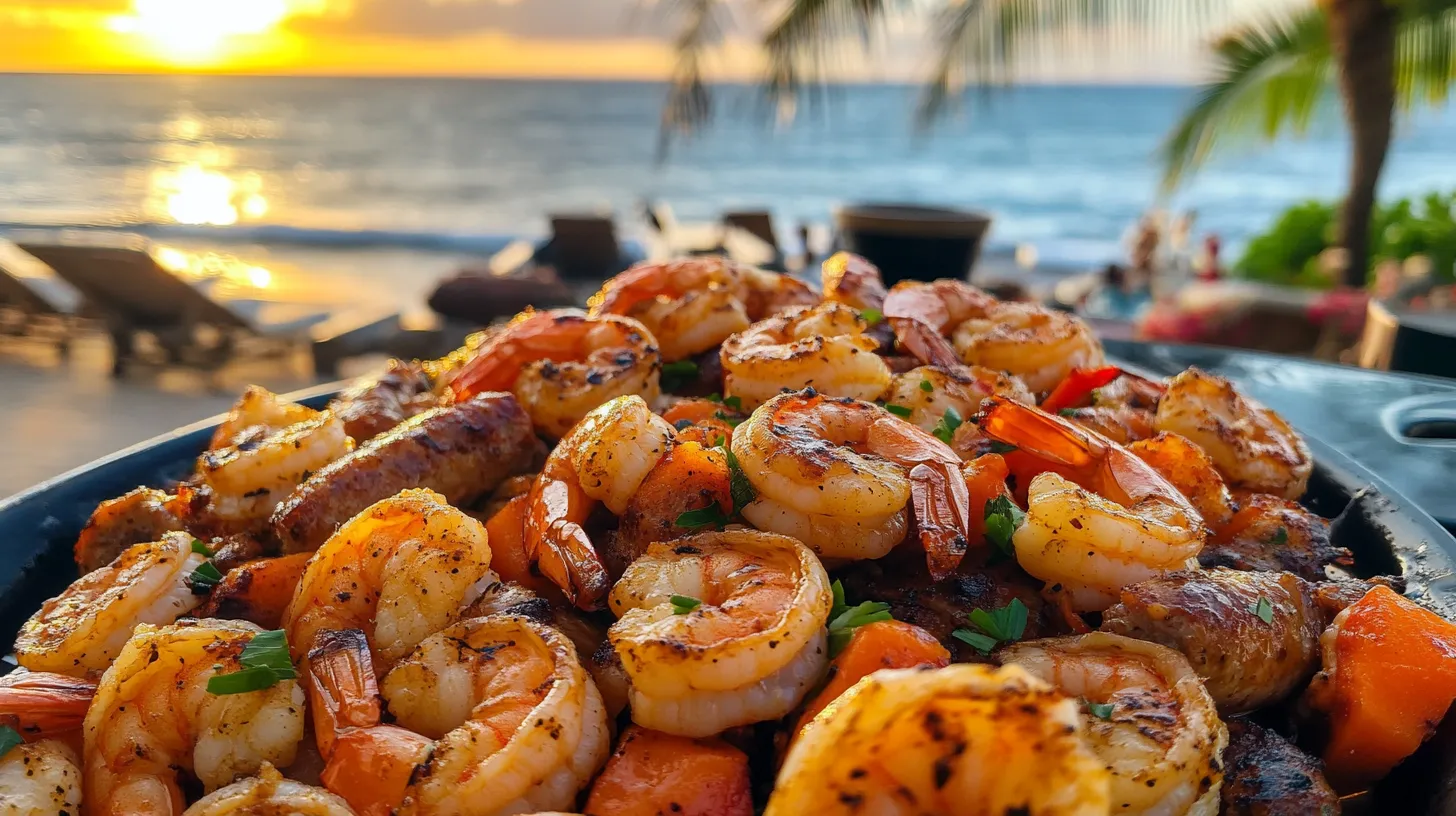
[0,0,1277,80]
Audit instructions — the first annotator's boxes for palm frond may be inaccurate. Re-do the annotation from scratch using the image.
[918,0,1231,123]
[654,0,728,158]
[761,0,902,106]
[1158,7,1332,192]
[1395,3,1456,108]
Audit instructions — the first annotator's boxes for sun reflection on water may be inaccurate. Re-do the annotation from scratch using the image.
[149,164,269,226]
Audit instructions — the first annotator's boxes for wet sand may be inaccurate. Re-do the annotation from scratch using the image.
[0,332,378,498]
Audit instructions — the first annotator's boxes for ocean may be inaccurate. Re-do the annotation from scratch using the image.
[2,74,1455,311]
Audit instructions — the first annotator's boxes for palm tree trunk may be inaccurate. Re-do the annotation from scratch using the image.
[1322,0,1397,288]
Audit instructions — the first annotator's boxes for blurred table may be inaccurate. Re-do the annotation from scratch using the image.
[1108,339,1456,531]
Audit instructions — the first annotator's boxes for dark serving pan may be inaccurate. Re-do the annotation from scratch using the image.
[0,375,1454,809]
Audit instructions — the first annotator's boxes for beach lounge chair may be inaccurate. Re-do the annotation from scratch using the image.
[540,215,635,282]
[0,239,85,354]
[16,236,393,378]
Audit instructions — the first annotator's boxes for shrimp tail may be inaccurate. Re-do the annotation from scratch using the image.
[981,395,1098,469]
[889,316,963,370]
[0,672,96,736]
[910,462,974,580]
[307,628,383,759]
[537,519,611,611]
[321,725,432,816]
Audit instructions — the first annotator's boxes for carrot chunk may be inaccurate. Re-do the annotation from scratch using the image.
[584,725,753,816]
[794,620,950,738]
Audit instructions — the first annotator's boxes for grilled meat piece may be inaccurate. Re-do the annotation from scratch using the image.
[271,393,541,553]
[1201,493,1351,582]
[1220,719,1340,815]
[327,359,442,443]
[73,487,184,574]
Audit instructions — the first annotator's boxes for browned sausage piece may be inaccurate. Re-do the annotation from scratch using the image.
[1219,719,1340,815]
[74,487,184,574]
[271,392,541,553]
[327,359,441,443]
[1100,568,1324,715]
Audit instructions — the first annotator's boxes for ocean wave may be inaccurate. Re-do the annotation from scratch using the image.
[0,221,520,255]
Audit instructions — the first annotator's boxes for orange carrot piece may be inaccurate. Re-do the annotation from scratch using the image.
[1317,585,1456,789]
[662,398,737,447]
[962,453,1013,546]
[794,620,950,738]
[484,493,553,593]
[584,726,753,816]
[197,552,312,630]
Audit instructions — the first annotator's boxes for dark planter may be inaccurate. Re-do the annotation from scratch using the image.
[834,204,992,286]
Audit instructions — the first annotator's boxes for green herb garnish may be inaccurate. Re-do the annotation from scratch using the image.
[1086,700,1115,720]
[883,403,913,419]
[920,380,934,393]
[931,406,963,444]
[207,630,297,695]
[986,440,1018,455]
[660,360,699,391]
[713,410,744,428]
[827,579,893,657]
[1059,408,1078,417]
[722,395,744,412]
[726,447,756,512]
[670,595,702,615]
[714,435,726,448]
[983,495,1026,559]
[951,598,1028,655]
[0,725,22,758]
[1250,596,1275,624]
[1268,527,1289,546]
[860,308,883,326]
[674,503,731,530]
[191,538,213,556]
[189,560,224,590]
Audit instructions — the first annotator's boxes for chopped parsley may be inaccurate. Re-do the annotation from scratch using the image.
[1250,596,1275,624]
[983,495,1026,559]
[713,410,744,428]
[191,538,213,556]
[207,630,297,695]
[920,380,934,393]
[670,595,702,615]
[189,560,224,592]
[1268,527,1289,547]
[827,579,894,657]
[986,440,1018,455]
[713,435,726,448]
[0,725,21,758]
[660,360,699,391]
[883,403,913,419]
[931,406,963,444]
[726,447,756,512]
[1085,700,1115,720]
[722,395,744,412]
[674,503,731,530]
[859,307,884,326]
[1059,408,1079,417]
[951,598,1028,655]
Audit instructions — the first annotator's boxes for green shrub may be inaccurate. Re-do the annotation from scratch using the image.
[1234,190,1456,287]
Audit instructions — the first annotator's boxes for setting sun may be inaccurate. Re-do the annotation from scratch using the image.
[107,0,291,65]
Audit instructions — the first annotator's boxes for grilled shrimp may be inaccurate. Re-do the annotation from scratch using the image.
[1061,405,1156,446]
[1154,369,1312,500]
[0,739,83,816]
[732,390,972,571]
[1128,432,1238,529]
[882,279,998,362]
[1101,569,1325,715]
[183,762,356,815]
[448,309,662,439]
[199,412,353,522]
[16,532,208,676]
[1001,633,1228,816]
[0,671,96,739]
[84,619,307,814]
[310,616,610,816]
[880,364,1033,433]
[721,302,891,410]
[210,386,322,451]
[73,486,186,574]
[820,252,887,311]
[768,663,1112,816]
[526,395,675,610]
[608,531,832,738]
[954,302,1105,394]
[588,257,817,362]
[980,397,1206,611]
[284,489,493,687]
